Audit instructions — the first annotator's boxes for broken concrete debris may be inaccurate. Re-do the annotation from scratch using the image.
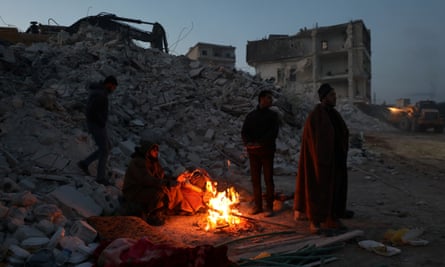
[0,24,395,265]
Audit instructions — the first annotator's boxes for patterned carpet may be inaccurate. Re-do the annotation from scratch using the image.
[87,216,178,245]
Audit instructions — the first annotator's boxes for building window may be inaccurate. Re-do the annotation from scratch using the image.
[201,50,208,56]
[321,40,328,50]
[289,68,297,81]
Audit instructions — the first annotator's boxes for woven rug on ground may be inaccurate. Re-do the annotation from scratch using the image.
[87,216,177,245]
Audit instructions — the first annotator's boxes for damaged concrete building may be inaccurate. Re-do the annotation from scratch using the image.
[246,20,371,103]
[0,20,399,266]
[186,42,236,68]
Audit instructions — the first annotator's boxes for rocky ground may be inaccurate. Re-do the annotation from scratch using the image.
[335,130,445,267]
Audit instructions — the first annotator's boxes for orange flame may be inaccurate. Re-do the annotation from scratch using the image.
[205,181,241,231]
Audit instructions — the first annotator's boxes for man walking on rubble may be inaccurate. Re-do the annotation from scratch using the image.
[242,90,280,217]
[78,75,118,185]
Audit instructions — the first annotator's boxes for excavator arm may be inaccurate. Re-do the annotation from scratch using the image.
[65,12,168,53]
[1,12,168,52]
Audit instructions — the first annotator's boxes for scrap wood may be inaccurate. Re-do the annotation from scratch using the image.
[237,244,343,266]
[230,238,322,262]
[207,205,295,229]
[315,229,364,247]
[229,229,364,262]
[232,213,296,229]
[235,234,319,251]
[216,230,299,248]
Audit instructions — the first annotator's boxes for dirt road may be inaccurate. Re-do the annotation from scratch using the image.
[332,130,445,266]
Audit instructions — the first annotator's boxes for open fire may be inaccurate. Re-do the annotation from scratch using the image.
[204,181,242,231]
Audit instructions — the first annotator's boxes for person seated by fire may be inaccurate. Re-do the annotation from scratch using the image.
[122,141,183,226]
[176,167,215,215]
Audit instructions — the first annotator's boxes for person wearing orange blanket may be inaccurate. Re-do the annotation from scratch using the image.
[176,168,214,215]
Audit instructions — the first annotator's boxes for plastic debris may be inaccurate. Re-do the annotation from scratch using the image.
[358,240,401,256]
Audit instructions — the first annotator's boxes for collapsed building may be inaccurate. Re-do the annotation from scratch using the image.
[0,22,393,266]
[246,20,371,103]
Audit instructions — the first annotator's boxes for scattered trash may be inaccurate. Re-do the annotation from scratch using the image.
[358,240,401,256]
[384,227,429,246]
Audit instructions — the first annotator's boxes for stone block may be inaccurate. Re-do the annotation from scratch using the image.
[69,220,97,243]
[204,128,215,140]
[50,185,102,218]
[119,140,136,156]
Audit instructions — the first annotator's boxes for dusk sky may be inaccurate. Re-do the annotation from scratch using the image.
[1,0,444,104]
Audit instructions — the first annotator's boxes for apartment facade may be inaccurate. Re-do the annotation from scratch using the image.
[246,20,371,103]
[186,42,236,68]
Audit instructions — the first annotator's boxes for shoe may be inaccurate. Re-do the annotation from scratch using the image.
[146,215,165,226]
[322,226,348,236]
[309,222,321,234]
[146,209,166,226]
[196,207,207,214]
[177,210,193,216]
[340,210,355,219]
[294,210,308,221]
[165,209,176,216]
[248,207,263,215]
[263,209,274,217]
[77,161,90,176]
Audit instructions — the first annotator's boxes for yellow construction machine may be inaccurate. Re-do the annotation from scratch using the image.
[386,100,444,133]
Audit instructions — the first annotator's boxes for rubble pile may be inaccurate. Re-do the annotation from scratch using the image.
[0,25,395,266]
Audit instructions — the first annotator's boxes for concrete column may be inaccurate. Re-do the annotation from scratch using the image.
[347,23,354,101]
[311,28,318,91]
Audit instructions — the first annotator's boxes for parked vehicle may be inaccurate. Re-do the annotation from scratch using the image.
[386,100,444,133]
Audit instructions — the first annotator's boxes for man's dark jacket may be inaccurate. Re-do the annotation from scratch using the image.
[86,83,109,128]
[241,106,279,154]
